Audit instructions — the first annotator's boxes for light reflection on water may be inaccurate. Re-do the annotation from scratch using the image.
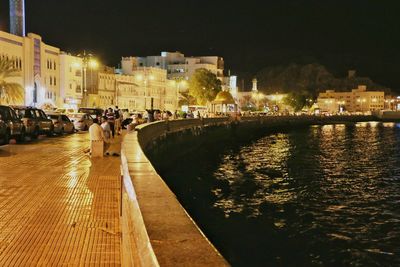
[162,122,400,266]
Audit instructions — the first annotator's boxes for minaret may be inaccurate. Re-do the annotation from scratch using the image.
[9,0,26,36]
[252,78,258,92]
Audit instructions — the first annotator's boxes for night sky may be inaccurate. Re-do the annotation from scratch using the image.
[1,0,399,90]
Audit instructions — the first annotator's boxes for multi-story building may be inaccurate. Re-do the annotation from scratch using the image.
[59,53,83,110]
[115,74,144,111]
[317,85,385,113]
[97,72,116,109]
[0,30,60,107]
[121,51,224,80]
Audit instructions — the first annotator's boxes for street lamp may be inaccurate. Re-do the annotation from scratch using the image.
[77,52,98,107]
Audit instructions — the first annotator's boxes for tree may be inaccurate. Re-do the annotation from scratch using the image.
[0,58,24,105]
[178,91,196,106]
[283,91,312,111]
[188,69,222,105]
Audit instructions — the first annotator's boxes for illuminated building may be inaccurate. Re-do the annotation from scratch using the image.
[317,85,385,113]
[59,53,83,110]
[0,30,60,107]
[121,52,224,81]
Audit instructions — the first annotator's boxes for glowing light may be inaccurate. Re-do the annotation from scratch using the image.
[88,59,98,69]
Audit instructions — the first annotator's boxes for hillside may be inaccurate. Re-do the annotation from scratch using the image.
[256,63,390,96]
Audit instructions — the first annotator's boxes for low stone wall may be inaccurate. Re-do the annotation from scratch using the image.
[121,118,230,267]
[120,115,380,266]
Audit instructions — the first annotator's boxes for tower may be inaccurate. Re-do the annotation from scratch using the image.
[252,78,258,92]
[9,0,26,36]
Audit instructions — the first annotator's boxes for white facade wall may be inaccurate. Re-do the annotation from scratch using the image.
[98,72,116,109]
[59,53,83,110]
[116,74,145,111]
[0,31,24,105]
[317,86,385,113]
[121,52,224,81]
[0,30,61,108]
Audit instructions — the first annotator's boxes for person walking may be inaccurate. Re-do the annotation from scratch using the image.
[106,107,115,138]
[114,106,121,135]
[101,116,111,140]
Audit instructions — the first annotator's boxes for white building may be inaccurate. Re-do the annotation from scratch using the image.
[0,30,60,107]
[317,85,385,113]
[59,53,83,110]
[121,51,224,81]
[98,72,116,109]
[115,74,144,111]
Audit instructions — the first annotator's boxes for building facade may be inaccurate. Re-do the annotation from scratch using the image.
[115,74,144,111]
[59,53,83,110]
[0,30,61,107]
[317,85,385,113]
[121,51,224,81]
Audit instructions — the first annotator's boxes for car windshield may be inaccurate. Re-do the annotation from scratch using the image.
[79,108,98,115]
[15,109,34,118]
[70,114,83,119]
[49,115,59,119]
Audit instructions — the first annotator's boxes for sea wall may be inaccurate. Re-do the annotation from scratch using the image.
[120,115,377,266]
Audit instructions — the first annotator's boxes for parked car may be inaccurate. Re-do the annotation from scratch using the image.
[78,107,104,119]
[0,105,26,145]
[55,108,76,114]
[68,113,93,131]
[47,113,75,134]
[12,106,54,138]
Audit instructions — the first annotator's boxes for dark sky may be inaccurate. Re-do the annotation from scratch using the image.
[1,0,399,89]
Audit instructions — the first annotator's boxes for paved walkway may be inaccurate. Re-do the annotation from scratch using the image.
[0,133,122,266]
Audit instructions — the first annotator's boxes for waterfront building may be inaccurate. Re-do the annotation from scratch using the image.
[384,95,400,111]
[0,30,60,107]
[59,53,83,110]
[115,74,144,111]
[98,72,116,109]
[317,85,385,113]
[121,51,224,81]
[85,65,114,108]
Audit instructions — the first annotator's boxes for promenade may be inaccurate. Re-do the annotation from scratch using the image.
[0,133,122,266]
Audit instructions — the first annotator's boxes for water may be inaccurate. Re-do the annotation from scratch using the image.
[158,122,400,266]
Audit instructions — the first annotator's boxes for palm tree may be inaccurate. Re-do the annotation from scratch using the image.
[0,58,24,105]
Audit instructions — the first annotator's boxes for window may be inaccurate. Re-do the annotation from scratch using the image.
[39,110,47,119]
[50,76,52,85]
[54,77,57,86]
[62,115,70,122]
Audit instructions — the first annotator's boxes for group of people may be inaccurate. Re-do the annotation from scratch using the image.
[88,106,123,157]
[103,106,123,138]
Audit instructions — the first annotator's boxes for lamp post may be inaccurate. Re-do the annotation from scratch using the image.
[77,52,98,107]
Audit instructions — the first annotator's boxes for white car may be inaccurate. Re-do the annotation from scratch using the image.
[47,112,75,134]
[68,113,93,131]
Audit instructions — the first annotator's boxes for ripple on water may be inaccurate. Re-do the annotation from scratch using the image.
[161,123,400,266]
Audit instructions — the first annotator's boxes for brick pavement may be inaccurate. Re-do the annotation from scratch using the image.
[0,133,122,266]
